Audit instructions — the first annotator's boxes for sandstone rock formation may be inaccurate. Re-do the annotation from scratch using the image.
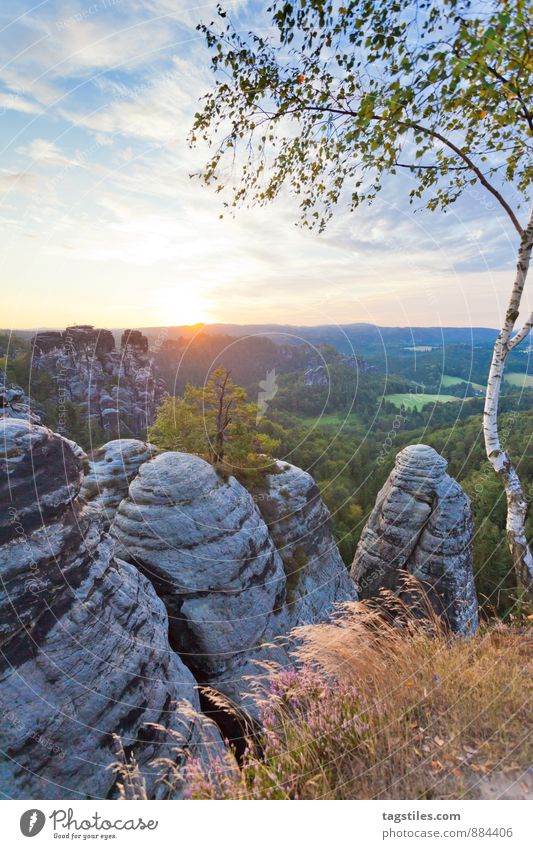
[121,329,148,352]
[33,326,114,356]
[31,326,165,442]
[0,419,219,799]
[304,365,329,386]
[0,367,40,424]
[111,452,287,698]
[111,452,356,705]
[80,439,156,526]
[253,461,356,623]
[350,444,478,635]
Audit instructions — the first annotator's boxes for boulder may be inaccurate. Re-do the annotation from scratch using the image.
[350,444,478,635]
[0,419,220,799]
[80,439,156,526]
[0,417,82,545]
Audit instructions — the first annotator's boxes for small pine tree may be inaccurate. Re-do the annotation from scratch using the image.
[148,367,279,479]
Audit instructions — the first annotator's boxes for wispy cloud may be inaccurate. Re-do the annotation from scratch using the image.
[0,169,40,193]
[0,0,523,331]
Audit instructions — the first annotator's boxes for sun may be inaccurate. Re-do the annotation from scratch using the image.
[158,287,211,326]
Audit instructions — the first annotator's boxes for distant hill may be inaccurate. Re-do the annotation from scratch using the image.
[4,323,500,354]
[132,323,499,354]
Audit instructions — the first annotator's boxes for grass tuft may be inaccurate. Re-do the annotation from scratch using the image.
[115,589,533,800]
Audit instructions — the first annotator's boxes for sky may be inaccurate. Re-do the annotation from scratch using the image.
[0,0,530,330]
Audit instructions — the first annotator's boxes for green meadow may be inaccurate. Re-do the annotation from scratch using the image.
[441,374,486,392]
[385,393,458,411]
[505,372,533,388]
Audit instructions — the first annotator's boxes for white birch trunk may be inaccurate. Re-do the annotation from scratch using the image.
[484,204,533,600]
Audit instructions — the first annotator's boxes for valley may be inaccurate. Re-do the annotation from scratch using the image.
[3,321,532,621]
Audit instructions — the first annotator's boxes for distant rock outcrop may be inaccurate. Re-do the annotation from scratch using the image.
[0,419,219,799]
[303,350,372,386]
[304,365,329,386]
[80,438,156,527]
[30,325,165,441]
[111,452,356,706]
[32,325,115,356]
[121,329,149,353]
[350,444,478,635]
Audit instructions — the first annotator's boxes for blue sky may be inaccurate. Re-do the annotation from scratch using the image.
[0,0,529,330]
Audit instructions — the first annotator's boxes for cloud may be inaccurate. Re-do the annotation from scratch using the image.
[0,1,177,77]
[0,0,525,331]
[0,91,41,115]
[0,170,40,194]
[16,138,79,167]
[59,53,208,144]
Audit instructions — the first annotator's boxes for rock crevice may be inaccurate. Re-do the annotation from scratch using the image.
[0,419,220,800]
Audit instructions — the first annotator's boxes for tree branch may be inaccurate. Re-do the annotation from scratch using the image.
[508,312,533,350]
[393,161,469,171]
[255,98,524,236]
[486,64,533,134]
[392,119,524,236]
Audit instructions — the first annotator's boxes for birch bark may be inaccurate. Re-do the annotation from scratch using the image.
[484,205,533,599]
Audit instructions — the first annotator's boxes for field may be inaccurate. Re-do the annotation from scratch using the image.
[505,372,533,388]
[442,374,486,392]
[385,392,458,411]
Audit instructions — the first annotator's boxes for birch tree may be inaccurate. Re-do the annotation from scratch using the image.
[191,0,533,599]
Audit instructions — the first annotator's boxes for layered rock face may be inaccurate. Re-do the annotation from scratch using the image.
[111,453,288,701]
[31,326,165,441]
[80,439,156,526]
[351,444,478,635]
[0,419,217,800]
[254,461,357,623]
[33,326,114,356]
[0,367,40,424]
[111,453,356,705]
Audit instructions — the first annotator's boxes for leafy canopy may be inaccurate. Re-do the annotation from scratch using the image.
[148,367,279,477]
[191,0,532,234]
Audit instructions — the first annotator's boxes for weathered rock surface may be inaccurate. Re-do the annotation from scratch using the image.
[0,367,40,424]
[0,419,219,800]
[350,444,478,635]
[33,326,115,356]
[111,452,356,705]
[80,439,156,526]
[31,326,165,441]
[0,416,82,545]
[111,453,287,691]
[253,461,357,624]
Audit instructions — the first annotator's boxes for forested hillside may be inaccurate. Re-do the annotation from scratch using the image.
[3,327,532,617]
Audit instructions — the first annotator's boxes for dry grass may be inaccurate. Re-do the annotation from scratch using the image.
[115,589,533,800]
